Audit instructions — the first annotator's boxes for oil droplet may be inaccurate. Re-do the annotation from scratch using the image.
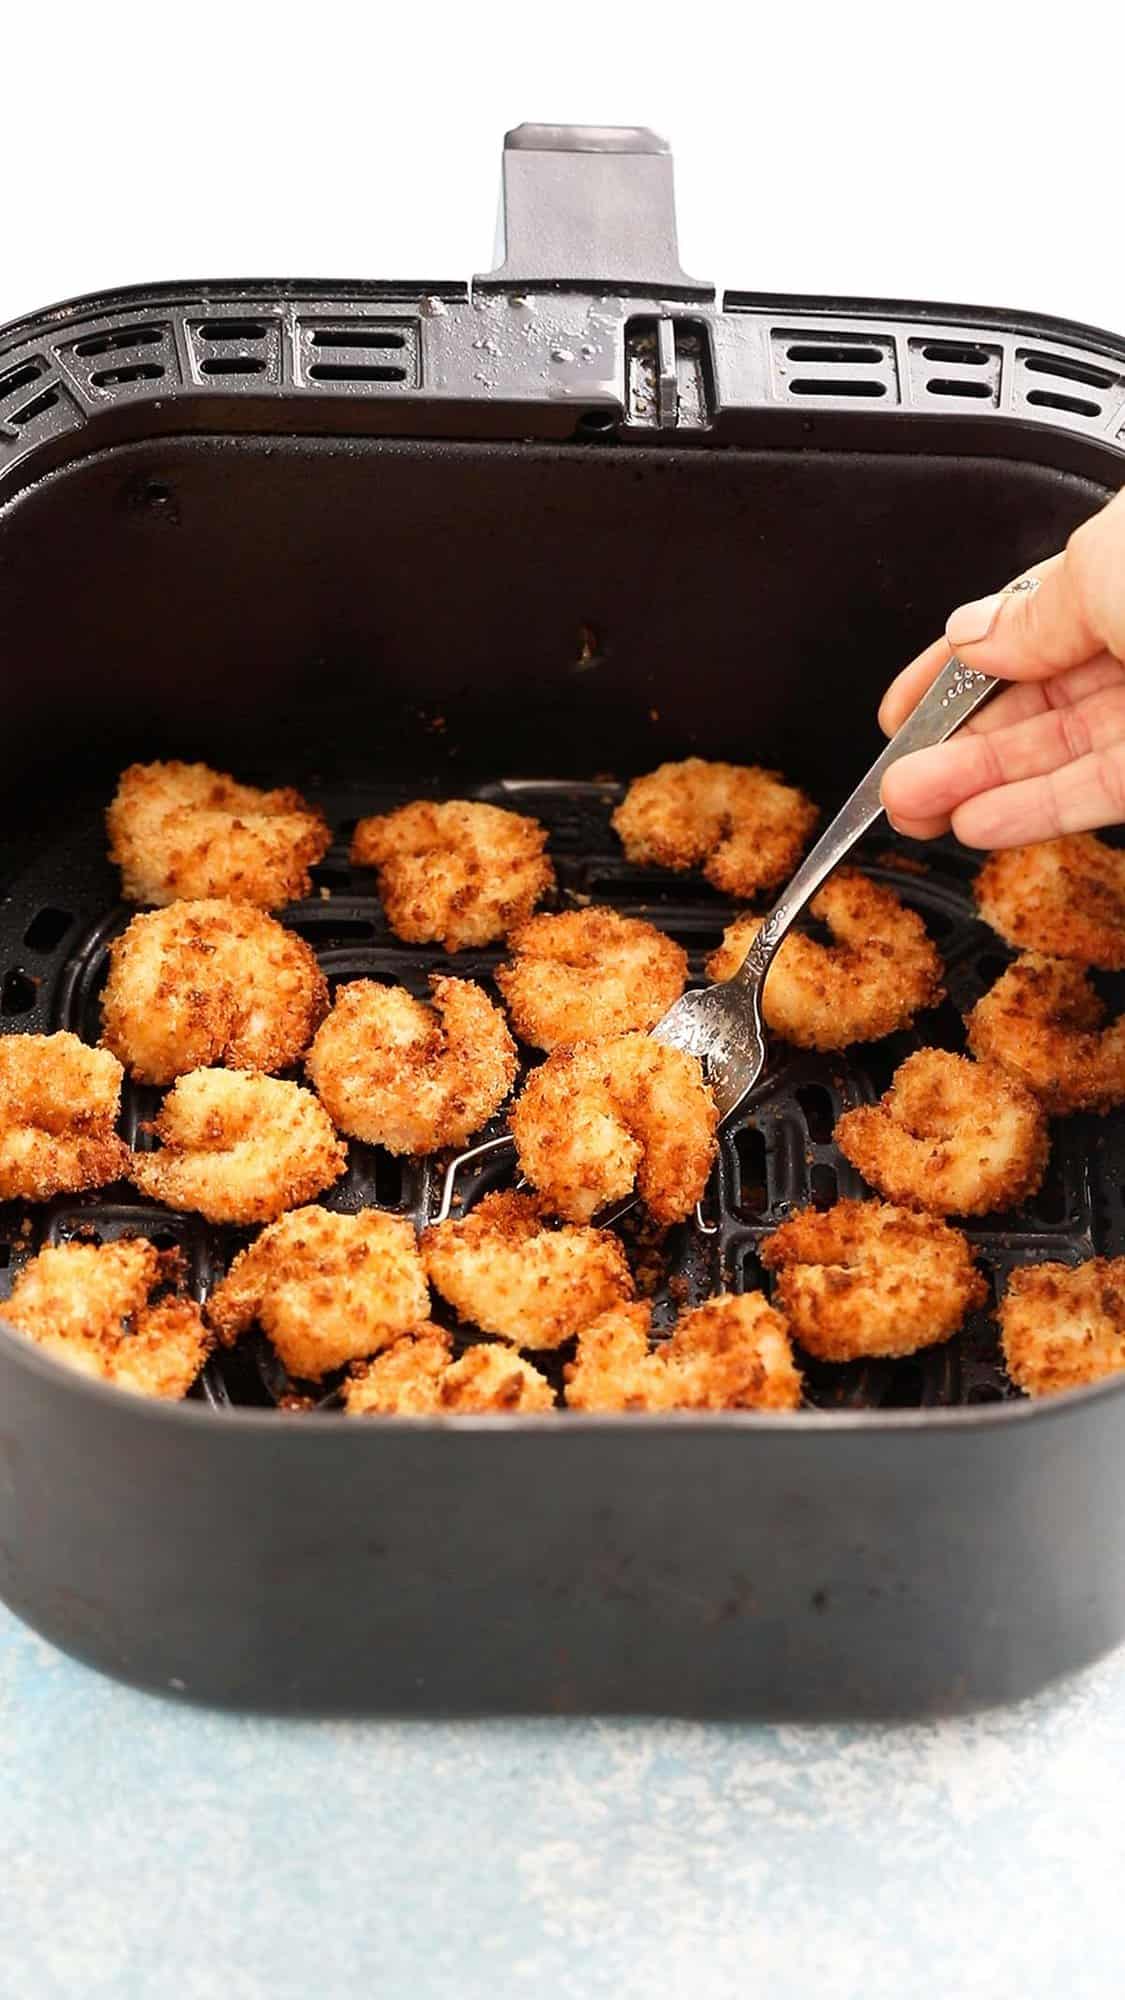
[419,296,448,318]
[551,346,575,364]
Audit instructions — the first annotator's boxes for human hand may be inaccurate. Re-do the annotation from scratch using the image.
[879,485,1125,848]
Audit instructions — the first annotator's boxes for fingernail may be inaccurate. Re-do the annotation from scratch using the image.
[946,592,1006,648]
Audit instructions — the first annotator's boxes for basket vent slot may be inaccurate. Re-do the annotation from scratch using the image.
[23,908,73,953]
[10,388,59,426]
[1,969,37,1014]
[771,327,899,404]
[73,325,164,358]
[297,318,419,391]
[0,360,44,405]
[1015,347,1123,427]
[196,319,268,342]
[199,355,267,377]
[908,336,1002,408]
[89,363,164,388]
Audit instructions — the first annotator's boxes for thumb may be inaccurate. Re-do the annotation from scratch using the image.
[944,487,1125,678]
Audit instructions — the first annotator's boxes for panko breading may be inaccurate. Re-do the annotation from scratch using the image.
[306,976,517,1154]
[761,1200,986,1360]
[3,1239,210,1399]
[0,1032,128,1202]
[207,1206,430,1378]
[1000,1258,1125,1398]
[130,1069,346,1223]
[100,899,328,1084]
[612,758,818,900]
[422,1190,634,1349]
[496,907,688,1051]
[975,834,1125,969]
[834,1049,1048,1217]
[967,954,1125,1115]
[510,1032,718,1225]
[705,870,944,1050]
[107,761,331,909]
[351,799,554,951]
[343,1328,554,1414]
[564,1293,802,1411]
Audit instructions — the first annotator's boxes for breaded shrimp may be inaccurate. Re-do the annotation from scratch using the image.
[967,953,1125,1115]
[510,1031,718,1225]
[207,1205,429,1377]
[107,761,331,909]
[761,1200,986,1360]
[975,834,1125,969]
[563,1293,802,1411]
[496,906,688,1051]
[306,976,517,1154]
[1000,1258,1125,1398]
[100,899,328,1085]
[130,1069,346,1223]
[0,1032,128,1202]
[3,1239,210,1399]
[612,758,818,899]
[705,870,944,1050]
[351,799,554,951]
[343,1328,554,1414]
[422,1190,634,1349]
[834,1048,1048,1217]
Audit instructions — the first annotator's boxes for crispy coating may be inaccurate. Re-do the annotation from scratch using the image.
[422,1190,635,1349]
[975,834,1125,969]
[343,1328,554,1415]
[0,1032,128,1202]
[351,799,554,951]
[306,976,517,1154]
[761,1199,987,1360]
[834,1049,1048,1217]
[207,1205,429,1377]
[1000,1258,1125,1398]
[705,871,944,1050]
[3,1239,210,1399]
[130,1069,346,1223]
[510,1032,718,1225]
[564,1293,802,1411]
[967,953,1125,1115]
[612,758,818,899]
[100,899,328,1085]
[496,906,688,1051]
[107,761,330,909]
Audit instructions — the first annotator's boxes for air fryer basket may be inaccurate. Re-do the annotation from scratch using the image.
[1,127,1124,1716]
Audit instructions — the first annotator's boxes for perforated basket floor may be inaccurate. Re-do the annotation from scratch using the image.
[0,776,1121,1415]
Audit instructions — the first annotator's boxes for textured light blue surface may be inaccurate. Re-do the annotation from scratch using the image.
[3,1603,1124,2000]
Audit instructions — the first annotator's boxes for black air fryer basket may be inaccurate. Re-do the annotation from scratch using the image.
[1,126,1124,1716]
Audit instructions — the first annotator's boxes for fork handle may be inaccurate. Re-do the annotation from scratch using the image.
[730,655,1000,994]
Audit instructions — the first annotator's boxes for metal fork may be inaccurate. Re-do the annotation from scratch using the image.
[650,653,1001,1120]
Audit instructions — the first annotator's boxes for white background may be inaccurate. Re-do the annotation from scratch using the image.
[2,1,1122,334]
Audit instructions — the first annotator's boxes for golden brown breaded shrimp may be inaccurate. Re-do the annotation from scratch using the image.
[496,907,688,1051]
[705,871,944,1050]
[975,834,1125,969]
[510,1032,717,1226]
[100,899,328,1085]
[564,1293,802,1411]
[0,1032,128,1202]
[422,1190,634,1349]
[130,1069,346,1224]
[351,799,554,951]
[207,1205,429,1378]
[306,976,517,1155]
[1000,1258,1125,1398]
[612,758,818,899]
[4,1239,210,1398]
[761,1200,986,1360]
[107,761,330,909]
[967,954,1125,1115]
[834,1048,1048,1217]
[343,1328,554,1414]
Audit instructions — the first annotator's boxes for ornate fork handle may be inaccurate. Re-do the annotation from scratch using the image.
[732,654,999,995]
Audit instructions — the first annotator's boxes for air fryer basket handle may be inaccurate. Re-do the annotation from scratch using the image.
[477,123,712,296]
